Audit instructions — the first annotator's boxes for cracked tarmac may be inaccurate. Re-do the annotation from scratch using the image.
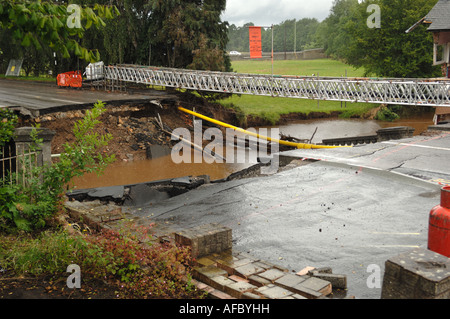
[66,129,450,299]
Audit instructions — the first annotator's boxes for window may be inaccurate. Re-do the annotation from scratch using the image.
[433,43,450,65]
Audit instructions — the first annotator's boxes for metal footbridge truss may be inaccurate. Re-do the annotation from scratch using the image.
[104,64,450,107]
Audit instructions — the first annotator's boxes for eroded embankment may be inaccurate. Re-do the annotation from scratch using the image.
[18,89,352,162]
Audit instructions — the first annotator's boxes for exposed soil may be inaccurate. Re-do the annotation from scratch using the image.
[17,89,258,162]
[0,274,121,299]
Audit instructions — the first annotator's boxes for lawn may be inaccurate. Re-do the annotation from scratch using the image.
[220,59,377,124]
[230,58,363,77]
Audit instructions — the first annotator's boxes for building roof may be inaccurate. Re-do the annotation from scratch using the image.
[424,0,450,31]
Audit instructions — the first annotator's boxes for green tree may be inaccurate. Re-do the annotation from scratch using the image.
[317,0,440,78]
[347,0,440,78]
[148,0,230,70]
[0,0,119,63]
[316,0,360,60]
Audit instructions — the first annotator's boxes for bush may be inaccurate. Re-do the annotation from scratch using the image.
[375,105,400,122]
[0,228,206,299]
[0,101,115,232]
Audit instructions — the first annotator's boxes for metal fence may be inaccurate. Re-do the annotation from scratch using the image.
[1,139,40,186]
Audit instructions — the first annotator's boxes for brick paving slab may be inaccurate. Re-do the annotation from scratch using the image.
[290,285,324,299]
[248,274,272,287]
[256,284,293,299]
[209,275,237,291]
[242,292,262,299]
[298,277,332,295]
[224,281,258,298]
[258,269,287,283]
[310,272,347,290]
[275,273,307,290]
[216,257,254,275]
[193,265,228,286]
[234,262,267,278]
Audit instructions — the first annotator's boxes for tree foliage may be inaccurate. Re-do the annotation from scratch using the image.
[227,18,321,53]
[0,101,115,232]
[0,0,119,63]
[77,0,231,71]
[317,0,440,78]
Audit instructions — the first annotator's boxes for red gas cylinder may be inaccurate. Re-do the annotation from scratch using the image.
[428,186,450,257]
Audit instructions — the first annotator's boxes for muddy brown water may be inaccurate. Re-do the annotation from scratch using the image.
[73,109,435,190]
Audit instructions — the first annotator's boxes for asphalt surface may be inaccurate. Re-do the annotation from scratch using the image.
[0,78,167,115]
[125,131,450,299]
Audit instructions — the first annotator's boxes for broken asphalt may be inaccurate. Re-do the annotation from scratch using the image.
[68,128,450,299]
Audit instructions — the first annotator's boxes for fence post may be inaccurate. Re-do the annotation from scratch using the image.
[13,127,55,184]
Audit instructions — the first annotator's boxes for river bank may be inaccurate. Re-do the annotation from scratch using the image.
[19,88,383,160]
[16,88,437,189]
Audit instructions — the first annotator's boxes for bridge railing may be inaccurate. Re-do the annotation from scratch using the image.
[103,64,450,107]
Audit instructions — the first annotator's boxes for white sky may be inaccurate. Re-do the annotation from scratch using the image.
[222,0,335,27]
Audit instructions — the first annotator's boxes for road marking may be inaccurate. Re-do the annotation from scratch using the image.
[369,245,421,248]
[381,141,450,152]
[370,232,421,236]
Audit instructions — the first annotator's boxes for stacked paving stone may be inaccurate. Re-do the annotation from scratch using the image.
[175,223,347,299]
[191,250,338,299]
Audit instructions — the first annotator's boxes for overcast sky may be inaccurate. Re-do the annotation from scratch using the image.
[222,0,335,27]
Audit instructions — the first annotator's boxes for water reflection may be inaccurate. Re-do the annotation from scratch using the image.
[72,148,251,189]
[275,109,434,143]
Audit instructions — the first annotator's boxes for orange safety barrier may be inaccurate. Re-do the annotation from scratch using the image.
[57,70,82,88]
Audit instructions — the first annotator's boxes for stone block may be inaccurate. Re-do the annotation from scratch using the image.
[291,285,324,299]
[381,248,450,299]
[292,277,332,298]
[175,223,232,258]
[310,272,347,289]
[195,257,216,267]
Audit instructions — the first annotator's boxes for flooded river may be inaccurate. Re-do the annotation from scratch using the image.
[73,108,435,190]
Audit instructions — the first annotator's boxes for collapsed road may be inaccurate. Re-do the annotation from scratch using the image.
[3,79,449,299]
[66,126,450,299]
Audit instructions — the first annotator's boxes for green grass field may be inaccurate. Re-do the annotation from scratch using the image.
[220,59,377,124]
